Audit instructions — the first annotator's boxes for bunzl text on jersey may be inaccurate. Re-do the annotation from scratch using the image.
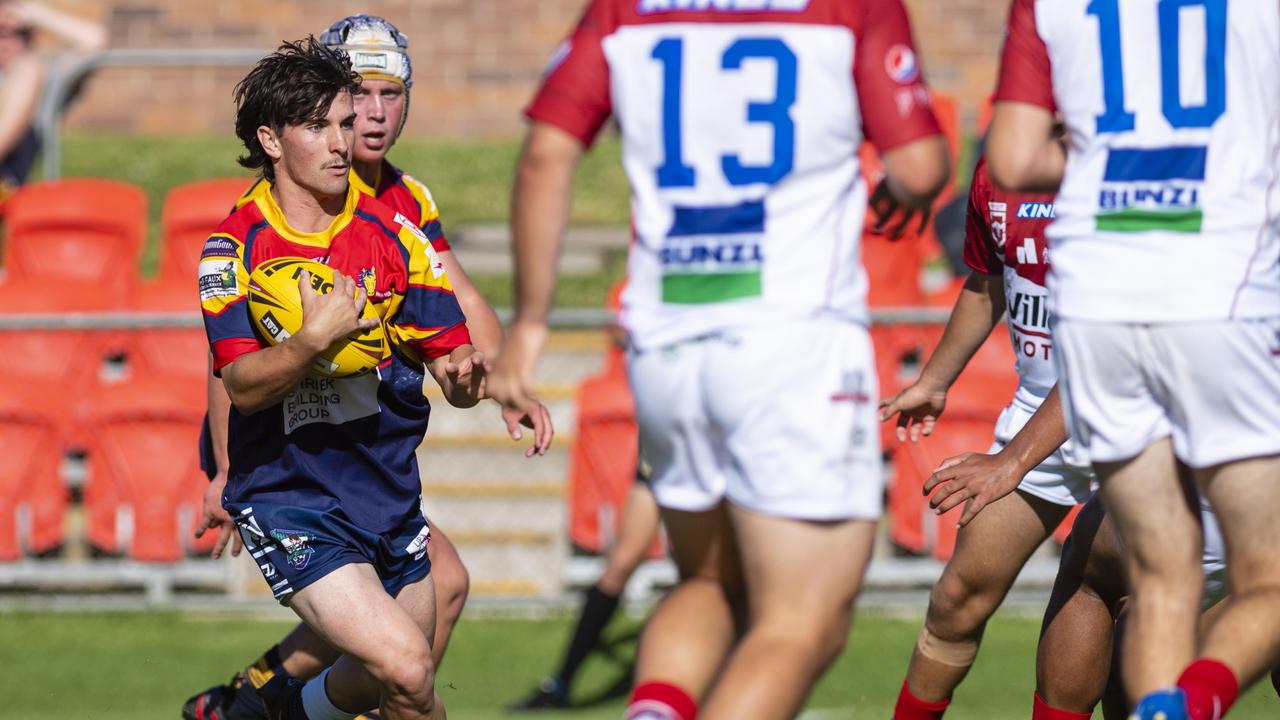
[637,0,811,12]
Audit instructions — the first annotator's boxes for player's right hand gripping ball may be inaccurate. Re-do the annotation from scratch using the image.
[247,257,386,377]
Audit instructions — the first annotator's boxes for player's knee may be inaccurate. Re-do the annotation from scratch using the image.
[436,563,470,628]
[366,638,435,704]
[927,572,998,635]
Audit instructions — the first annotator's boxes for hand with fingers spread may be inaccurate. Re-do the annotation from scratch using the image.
[293,268,380,354]
[922,450,1025,528]
[501,400,555,458]
[869,175,933,240]
[488,320,549,420]
[194,474,243,559]
[442,346,488,408]
[878,380,949,442]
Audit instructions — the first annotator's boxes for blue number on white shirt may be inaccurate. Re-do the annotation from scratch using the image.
[1089,0,1226,133]
[652,36,798,188]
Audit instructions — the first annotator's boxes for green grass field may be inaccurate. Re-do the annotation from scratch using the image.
[2,610,1275,719]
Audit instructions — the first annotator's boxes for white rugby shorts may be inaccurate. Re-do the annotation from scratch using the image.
[626,318,883,520]
[989,402,1096,507]
[1053,317,1280,468]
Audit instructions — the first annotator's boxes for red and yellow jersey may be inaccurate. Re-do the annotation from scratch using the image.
[199,179,471,532]
[205,178,467,373]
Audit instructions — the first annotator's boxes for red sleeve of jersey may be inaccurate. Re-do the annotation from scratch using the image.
[854,0,942,153]
[414,321,473,361]
[962,160,1004,275]
[524,0,614,147]
[994,0,1056,110]
[211,337,261,376]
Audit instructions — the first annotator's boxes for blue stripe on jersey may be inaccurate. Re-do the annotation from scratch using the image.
[354,208,400,244]
[1103,146,1207,182]
[204,297,255,342]
[422,218,444,241]
[243,220,270,272]
[668,200,765,236]
[396,285,467,330]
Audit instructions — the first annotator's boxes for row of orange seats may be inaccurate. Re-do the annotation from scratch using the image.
[0,177,243,563]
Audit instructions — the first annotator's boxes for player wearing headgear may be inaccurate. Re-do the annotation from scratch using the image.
[489,1,949,717]
[184,15,552,720]
[988,2,1280,718]
[196,36,486,720]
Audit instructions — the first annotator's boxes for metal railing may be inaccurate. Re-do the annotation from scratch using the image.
[37,47,271,180]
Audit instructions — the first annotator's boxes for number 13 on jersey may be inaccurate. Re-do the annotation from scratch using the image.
[652,36,798,188]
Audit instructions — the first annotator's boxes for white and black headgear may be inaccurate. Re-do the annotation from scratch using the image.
[320,14,412,135]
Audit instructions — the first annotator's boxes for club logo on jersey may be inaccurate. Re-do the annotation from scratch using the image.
[988,201,1008,250]
[357,267,377,297]
[637,0,811,12]
[198,259,239,301]
[1016,202,1055,219]
[885,45,919,84]
[271,529,315,570]
[1097,146,1206,234]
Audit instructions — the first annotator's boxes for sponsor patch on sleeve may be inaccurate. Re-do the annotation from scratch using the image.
[201,235,239,259]
[198,259,240,301]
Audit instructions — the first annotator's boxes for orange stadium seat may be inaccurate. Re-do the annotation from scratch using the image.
[0,384,67,561]
[121,327,209,382]
[1,178,146,294]
[158,177,250,284]
[82,377,212,561]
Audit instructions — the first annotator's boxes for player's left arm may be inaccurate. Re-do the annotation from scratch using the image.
[488,122,586,413]
[987,0,1065,193]
[924,383,1070,527]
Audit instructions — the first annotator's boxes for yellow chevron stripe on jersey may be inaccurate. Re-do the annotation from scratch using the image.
[399,171,441,229]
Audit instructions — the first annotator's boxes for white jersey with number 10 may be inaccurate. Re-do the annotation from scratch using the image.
[998,0,1280,322]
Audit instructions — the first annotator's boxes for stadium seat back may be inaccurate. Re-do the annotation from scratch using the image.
[82,379,208,561]
[3,179,146,292]
[125,327,210,381]
[567,372,660,558]
[159,178,251,283]
[0,409,66,560]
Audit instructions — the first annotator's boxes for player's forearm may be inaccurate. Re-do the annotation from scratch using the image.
[996,384,1069,475]
[510,122,584,328]
[20,1,108,54]
[0,57,42,160]
[206,355,232,477]
[220,338,321,415]
[439,251,503,356]
[881,135,951,208]
[916,273,1005,391]
[987,101,1066,193]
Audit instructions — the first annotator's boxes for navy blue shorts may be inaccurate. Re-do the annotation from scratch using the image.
[227,500,432,604]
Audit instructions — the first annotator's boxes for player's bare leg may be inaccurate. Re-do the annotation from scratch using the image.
[629,503,742,717]
[899,491,1070,708]
[1181,455,1280,709]
[1094,439,1202,703]
[1035,498,1127,717]
[697,507,876,720]
[599,483,661,596]
[282,564,443,720]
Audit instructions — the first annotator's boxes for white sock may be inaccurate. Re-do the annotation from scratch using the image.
[300,668,358,720]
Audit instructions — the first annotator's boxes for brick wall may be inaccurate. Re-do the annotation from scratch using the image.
[47,0,1007,139]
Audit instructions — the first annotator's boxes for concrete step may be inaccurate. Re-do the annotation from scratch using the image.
[451,538,566,598]
[423,495,565,535]
[415,442,569,484]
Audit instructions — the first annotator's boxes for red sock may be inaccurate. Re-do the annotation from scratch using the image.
[1177,658,1239,720]
[893,680,950,720]
[626,681,698,720]
[1032,692,1092,720]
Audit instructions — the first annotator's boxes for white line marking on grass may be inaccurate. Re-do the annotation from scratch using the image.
[798,709,852,719]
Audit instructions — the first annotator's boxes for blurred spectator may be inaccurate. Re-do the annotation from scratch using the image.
[0,0,106,203]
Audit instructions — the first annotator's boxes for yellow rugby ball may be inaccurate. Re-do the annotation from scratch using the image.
[247,257,386,378]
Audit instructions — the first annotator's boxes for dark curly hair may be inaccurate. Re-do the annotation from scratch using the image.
[234,36,361,180]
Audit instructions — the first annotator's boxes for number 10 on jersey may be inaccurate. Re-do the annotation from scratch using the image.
[652,36,798,188]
